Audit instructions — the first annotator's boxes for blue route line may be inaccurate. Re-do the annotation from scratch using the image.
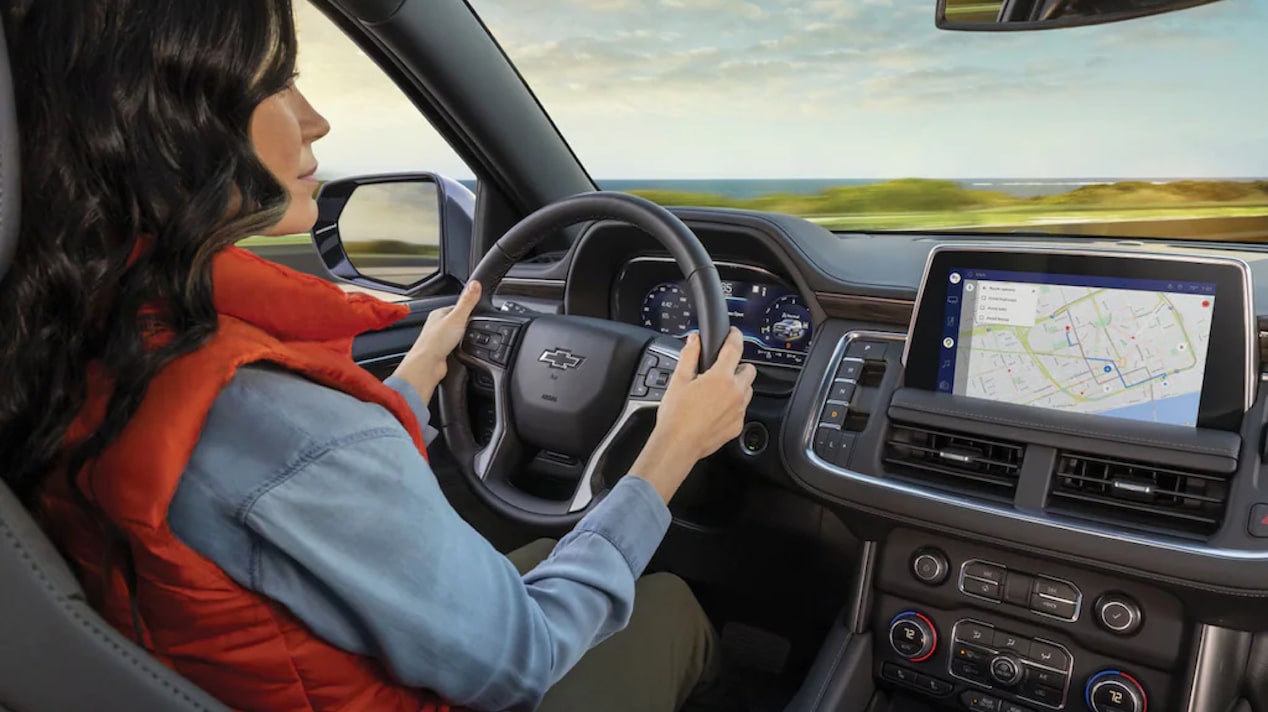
[1083,356,1168,390]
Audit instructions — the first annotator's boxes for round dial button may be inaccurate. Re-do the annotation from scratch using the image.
[888,611,937,663]
[989,654,1024,687]
[910,548,950,586]
[1086,671,1148,712]
[1096,593,1143,635]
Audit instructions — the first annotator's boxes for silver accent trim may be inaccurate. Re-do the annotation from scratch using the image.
[949,619,1073,710]
[900,243,1256,412]
[912,553,947,585]
[956,560,1082,623]
[957,559,1006,605]
[618,255,809,370]
[568,341,681,512]
[1183,624,1253,712]
[804,330,1268,563]
[453,315,525,481]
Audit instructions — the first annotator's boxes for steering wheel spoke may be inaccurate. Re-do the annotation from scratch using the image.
[568,340,681,512]
[456,314,530,372]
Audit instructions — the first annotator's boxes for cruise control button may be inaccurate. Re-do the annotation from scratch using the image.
[992,630,1030,656]
[828,380,856,403]
[836,359,863,380]
[956,621,994,645]
[964,561,1006,583]
[1033,577,1079,602]
[645,368,672,388]
[819,403,847,428]
[962,577,1002,601]
[637,353,659,375]
[1030,593,1077,620]
[1027,641,1070,669]
[630,380,650,398]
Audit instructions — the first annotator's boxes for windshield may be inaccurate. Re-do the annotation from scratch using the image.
[472,0,1267,241]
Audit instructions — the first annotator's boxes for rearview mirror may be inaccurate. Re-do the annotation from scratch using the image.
[937,0,1221,30]
[312,173,474,295]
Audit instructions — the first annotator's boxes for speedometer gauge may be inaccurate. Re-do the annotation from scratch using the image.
[640,282,695,337]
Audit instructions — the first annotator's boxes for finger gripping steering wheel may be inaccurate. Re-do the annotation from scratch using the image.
[436,192,728,528]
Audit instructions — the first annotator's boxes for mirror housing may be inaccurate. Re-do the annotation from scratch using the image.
[311,173,474,296]
[937,0,1221,31]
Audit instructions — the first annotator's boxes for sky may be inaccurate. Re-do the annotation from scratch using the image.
[297,0,1268,181]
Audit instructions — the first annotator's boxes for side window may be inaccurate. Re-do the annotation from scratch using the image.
[239,3,476,298]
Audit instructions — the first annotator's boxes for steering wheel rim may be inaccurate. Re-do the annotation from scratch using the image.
[436,192,727,529]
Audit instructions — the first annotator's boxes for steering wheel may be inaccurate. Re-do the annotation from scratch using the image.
[436,192,728,528]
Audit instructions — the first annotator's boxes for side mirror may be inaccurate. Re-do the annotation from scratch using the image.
[937,0,1221,31]
[311,173,474,295]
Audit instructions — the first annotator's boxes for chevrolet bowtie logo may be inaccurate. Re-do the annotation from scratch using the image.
[539,348,585,371]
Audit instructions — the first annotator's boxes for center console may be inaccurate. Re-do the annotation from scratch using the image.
[781,245,1265,712]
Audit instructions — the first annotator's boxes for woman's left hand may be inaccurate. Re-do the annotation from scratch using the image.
[392,281,482,404]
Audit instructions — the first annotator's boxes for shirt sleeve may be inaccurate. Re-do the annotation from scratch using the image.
[240,430,671,712]
[384,375,440,447]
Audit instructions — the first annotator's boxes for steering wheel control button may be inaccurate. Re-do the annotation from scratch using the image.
[740,422,768,456]
[911,548,950,586]
[961,690,1002,712]
[991,630,1031,657]
[1086,671,1147,712]
[989,654,1025,687]
[636,353,659,375]
[889,612,937,662]
[1027,641,1070,670]
[827,380,856,403]
[836,358,863,381]
[1095,594,1143,636]
[644,368,672,389]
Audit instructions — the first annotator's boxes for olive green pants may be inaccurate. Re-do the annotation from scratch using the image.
[506,539,721,712]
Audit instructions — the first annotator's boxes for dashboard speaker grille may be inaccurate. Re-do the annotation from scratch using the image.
[1049,452,1228,538]
[883,423,1023,499]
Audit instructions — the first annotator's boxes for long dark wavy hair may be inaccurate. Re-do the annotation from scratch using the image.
[0,0,299,508]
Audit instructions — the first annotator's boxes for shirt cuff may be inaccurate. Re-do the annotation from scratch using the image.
[384,376,441,447]
[572,476,671,578]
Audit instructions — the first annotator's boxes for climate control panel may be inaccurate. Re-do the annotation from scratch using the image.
[950,619,1074,708]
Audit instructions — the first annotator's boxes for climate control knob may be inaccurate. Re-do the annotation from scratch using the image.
[1086,670,1147,712]
[888,611,937,663]
[989,653,1024,687]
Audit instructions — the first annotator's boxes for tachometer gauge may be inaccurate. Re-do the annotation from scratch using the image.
[761,295,812,348]
[640,282,694,336]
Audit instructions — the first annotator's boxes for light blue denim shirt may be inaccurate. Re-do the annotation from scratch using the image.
[167,364,671,712]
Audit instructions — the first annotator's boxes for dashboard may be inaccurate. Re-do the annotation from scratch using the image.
[612,256,814,368]
[535,211,1268,712]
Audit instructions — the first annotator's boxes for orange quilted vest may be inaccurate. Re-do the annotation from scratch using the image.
[41,246,451,711]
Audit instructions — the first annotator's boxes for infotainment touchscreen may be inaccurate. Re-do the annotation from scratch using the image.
[938,270,1214,426]
[904,246,1253,431]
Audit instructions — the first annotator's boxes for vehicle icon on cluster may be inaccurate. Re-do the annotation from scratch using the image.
[772,318,807,342]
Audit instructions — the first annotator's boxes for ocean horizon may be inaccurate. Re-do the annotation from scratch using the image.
[458,177,1268,200]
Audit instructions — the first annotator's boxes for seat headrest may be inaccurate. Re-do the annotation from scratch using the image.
[0,18,19,283]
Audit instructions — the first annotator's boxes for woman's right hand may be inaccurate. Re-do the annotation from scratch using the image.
[631,328,757,503]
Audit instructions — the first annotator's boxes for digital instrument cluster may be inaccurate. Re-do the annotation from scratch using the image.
[639,279,813,368]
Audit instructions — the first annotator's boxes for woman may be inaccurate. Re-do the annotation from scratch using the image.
[0,1,757,711]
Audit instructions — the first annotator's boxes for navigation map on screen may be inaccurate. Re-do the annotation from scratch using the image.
[936,269,1216,427]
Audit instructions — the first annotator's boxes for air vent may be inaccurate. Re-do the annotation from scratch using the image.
[883,424,1024,499]
[1049,452,1228,539]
